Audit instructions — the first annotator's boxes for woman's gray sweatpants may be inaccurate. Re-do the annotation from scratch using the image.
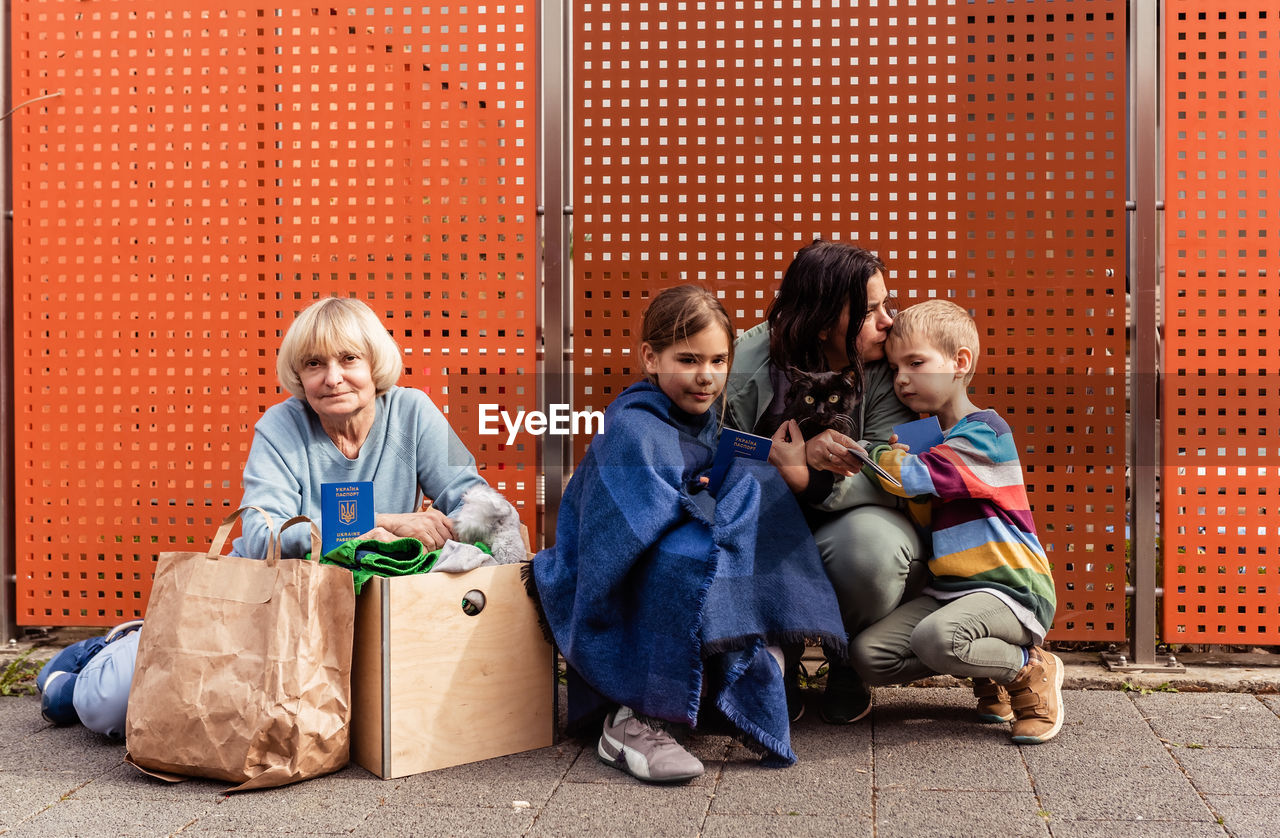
[812,504,927,647]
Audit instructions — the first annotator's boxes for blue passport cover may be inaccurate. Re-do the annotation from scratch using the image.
[321,481,375,556]
[706,427,772,495]
[892,416,944,454]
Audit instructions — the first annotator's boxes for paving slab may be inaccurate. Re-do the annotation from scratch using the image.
[0,694,49,741]
[68,761,228,803]
[381,742,581,807]
[528,781,712,838]
[874,789,1050,838]
[0,722,127,776]
[1042,687,1153,739]
[1203,794,1280,838]
[1135,692,1280,748]
[348,804,538,838]
[871,687,1032,792]
[0,796,217,838]
[701,813,871,837]
[1021,738,1219,824]
[184,773,386,835]
[1045,821,1228,838]
[3,675,1280,837]
[1168,745,1280,796]
[0,772,91,834]
[870,684,994,739]
[707,708,872,818]
[1018,692,1220,827]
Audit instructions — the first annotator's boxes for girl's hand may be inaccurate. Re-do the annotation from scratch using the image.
[806,428,862,477]
[888,432,909,453]
[371,509,457,551]
[768,419,810,493]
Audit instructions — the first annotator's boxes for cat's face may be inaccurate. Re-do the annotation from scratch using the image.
[781,369,858,438]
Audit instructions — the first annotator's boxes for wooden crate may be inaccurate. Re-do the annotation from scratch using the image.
[349,562,554,779]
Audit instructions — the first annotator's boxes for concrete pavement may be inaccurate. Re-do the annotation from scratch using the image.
[3,655,1279,837]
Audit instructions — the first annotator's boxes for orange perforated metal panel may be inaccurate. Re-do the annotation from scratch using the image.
[1162,1,1280,642]
[574,1,1127,640]
[10,1,537,627]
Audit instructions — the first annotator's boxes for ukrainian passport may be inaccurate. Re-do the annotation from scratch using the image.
[706,427,772,495]
[321,481,374,556]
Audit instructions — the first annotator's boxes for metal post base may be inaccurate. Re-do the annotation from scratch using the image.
[1100,646,1187,674]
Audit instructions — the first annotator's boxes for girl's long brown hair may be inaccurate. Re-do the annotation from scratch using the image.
[639,285,735,416]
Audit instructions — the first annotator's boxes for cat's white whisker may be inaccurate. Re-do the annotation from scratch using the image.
[829,414,856,435]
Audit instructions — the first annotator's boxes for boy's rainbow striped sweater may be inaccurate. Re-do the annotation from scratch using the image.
[870,409,1056,643]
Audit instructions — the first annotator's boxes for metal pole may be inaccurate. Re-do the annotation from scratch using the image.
[537,0,570,550]
[1,0,20,644]
[1127,0,1160,665]
[536,0,572,744]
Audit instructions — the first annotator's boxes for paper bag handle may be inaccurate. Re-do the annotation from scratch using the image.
[206,506,278,563]
[280,515,324,562]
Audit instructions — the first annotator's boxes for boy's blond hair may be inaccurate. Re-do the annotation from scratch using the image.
[887,299,980,384]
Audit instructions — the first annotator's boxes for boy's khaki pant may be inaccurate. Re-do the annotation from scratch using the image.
[850,592,1034,686]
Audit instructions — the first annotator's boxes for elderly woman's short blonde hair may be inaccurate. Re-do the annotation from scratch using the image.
[276,297,403,399]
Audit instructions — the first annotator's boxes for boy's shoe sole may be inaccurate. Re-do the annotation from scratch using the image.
[972,677,1014,723]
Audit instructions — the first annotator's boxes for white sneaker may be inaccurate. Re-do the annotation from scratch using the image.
[597,706,704,783]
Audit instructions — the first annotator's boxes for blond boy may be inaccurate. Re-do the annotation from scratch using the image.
[849,300,1063,743]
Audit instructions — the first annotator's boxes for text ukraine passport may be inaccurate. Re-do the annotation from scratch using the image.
[321,481,374,556]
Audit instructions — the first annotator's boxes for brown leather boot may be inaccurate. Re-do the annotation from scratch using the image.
[1005,647,1064,744]
[972,677,1014,723]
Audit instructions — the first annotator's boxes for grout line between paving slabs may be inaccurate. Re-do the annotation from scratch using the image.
[869,697,878,838]
[523,737,586,837]
[696,749,727,837]
[1130,690,1228,832]
[1015,737,1051,836]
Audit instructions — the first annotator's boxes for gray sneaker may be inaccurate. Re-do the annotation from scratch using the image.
[597,707,704,783]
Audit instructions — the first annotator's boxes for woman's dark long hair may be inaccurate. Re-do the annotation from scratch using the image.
[766,239,886,403]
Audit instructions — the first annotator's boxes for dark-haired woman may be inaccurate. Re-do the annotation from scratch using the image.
[724,239,925,726]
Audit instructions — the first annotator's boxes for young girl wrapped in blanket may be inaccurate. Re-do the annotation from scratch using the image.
[528,285,847,784]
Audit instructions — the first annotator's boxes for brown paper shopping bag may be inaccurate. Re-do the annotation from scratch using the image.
[124,508,355,791]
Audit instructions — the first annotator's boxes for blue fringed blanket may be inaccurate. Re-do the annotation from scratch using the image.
[530,382,846,764]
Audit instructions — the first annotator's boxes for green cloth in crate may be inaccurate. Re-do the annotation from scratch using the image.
[319,537,491,594]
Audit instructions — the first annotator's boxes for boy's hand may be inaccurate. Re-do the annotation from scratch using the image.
[888,432,909,453]
[806,428,861,477]
[768,419,810,493]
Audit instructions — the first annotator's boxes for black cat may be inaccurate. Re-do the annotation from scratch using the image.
[756,369,860,440]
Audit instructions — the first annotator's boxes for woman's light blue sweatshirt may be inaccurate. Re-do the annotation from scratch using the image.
[231,386,488,558]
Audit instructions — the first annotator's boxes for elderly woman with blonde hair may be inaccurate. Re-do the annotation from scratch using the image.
[35,297,493,740]
[232,296,489,558]
[38,297,492,738]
